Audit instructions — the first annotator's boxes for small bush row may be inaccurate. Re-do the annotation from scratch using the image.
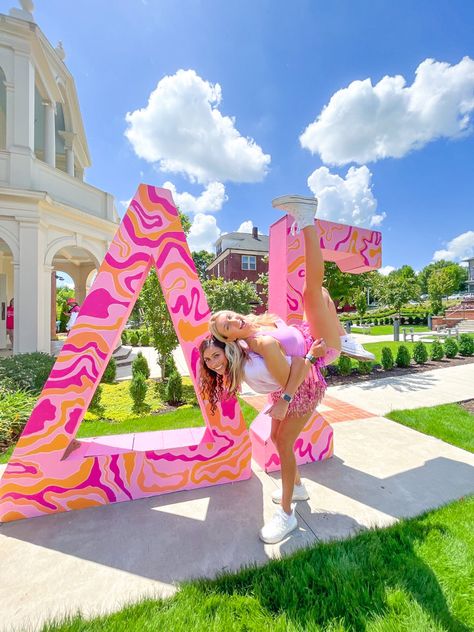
[335,334,473,376]
[121,329,151,347]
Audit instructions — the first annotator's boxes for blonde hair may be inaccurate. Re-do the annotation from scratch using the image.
[209,310,279,344]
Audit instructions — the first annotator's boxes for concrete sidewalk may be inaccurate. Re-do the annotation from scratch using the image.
[327,362,474,415]
[1,364,473,631]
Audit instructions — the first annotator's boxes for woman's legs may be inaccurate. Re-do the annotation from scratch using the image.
[300,224,341,351]
[274,413,310,514]
[322,287,346,337]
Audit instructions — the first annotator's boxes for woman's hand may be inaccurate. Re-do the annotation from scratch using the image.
[267,397,290,421]
[309,338,327,358]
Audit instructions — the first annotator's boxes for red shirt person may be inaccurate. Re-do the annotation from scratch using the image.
[6,298,13,346]
[65,298,80,332]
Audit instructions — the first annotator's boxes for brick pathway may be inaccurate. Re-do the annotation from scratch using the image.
[241,393,374,422]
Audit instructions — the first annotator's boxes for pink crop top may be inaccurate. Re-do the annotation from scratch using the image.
[248,318,306,356]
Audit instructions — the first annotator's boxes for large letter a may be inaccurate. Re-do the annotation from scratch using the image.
[0,186,251,523]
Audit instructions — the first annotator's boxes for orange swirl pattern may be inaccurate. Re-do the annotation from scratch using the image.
[0,185,252,523]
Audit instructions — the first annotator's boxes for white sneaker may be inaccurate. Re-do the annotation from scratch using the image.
[272,194,318,233]
[271,483,309,504]
[340,335,375,361]
[260,506,298,544]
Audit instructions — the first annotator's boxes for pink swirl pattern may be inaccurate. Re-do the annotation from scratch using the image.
[0,185,252,523]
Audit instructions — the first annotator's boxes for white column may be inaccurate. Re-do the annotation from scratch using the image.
[17,220,43,352]
[43,101,56,167]
[4,82,14,150]
[12,261,20,354]
[66,146,74,176]
[12,49,35,151]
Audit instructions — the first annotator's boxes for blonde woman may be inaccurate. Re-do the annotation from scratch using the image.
[206,195,348,543]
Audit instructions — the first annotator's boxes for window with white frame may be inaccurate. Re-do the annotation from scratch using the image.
[242,255,256,270]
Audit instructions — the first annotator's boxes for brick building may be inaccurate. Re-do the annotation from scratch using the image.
[207,227,269,311]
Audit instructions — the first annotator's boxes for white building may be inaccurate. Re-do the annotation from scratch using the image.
[0,1,119,353]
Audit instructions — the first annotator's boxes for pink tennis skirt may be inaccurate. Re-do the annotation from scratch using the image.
[269,321,340,418]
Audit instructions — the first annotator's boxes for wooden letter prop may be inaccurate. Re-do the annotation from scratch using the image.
[0,186,251,522]
[250,215,381,471]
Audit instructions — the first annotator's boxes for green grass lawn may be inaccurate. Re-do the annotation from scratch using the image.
[40,496,473,631]
[351,325,429,336]
[386,403,474,453]
[0,379,259,464]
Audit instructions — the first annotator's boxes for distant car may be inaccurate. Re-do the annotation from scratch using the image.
[448,294,461,300]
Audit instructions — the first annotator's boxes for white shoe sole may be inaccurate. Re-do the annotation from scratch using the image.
[341,349,376,362]
[272,194,318,209]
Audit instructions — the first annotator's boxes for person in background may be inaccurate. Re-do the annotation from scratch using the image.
[6,298,13,347]
[65,297,80,333]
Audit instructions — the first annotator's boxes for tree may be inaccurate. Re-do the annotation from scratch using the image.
[56,286,75,332]
[373,272,420,318]
[323,262,367,306]
[202,277,261,313]
[192,250,214,282]
[140,268,178,379]
[130,208,192,379]
[428,265,463,314]
[418,260,467,294]
[354,291,367,321]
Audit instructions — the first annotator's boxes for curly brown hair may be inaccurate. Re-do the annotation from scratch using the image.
[198,336,248,414]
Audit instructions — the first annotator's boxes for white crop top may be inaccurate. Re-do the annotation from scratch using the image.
[242,351,291,394]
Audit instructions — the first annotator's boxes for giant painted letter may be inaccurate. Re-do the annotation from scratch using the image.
[250,215,381,471]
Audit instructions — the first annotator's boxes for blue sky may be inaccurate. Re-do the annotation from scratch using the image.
[4,0,474,273]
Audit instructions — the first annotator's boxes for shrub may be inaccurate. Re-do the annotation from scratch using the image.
[430,340,445,361]
[140,331,150,346]
[129,331,140,346]
[0,352,55,394]
[132,351,150,379]
[165,371,183,405]
[101,357,117,384]
[413,341,428,364]
[326,364,340,377]
[395,345,411,368]
[408,316,413,325]
[164,354,177,379]
[444,338,458,359]
[0,388,35,446]
[458,334,474,357]
[414,316,421,325]
[88,385,105,416]
[121,330,129,345]
[381,347,394,371]
[338,355,352,376]
[357,360,372,375]
[129,372,148,413]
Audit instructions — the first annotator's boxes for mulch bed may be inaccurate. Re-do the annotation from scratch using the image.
[459,399,474,414]
[325,354,474,386]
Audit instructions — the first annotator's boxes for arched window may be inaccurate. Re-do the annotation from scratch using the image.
[0,67,6,149]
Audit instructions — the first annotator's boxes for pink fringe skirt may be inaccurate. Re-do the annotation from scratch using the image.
[269,321,340,418]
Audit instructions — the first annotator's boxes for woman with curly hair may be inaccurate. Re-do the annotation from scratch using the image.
[200,194,354,544]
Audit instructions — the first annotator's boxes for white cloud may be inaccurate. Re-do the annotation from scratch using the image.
[125,69,270,184]
[187,213,221,253]
[432,230,474,262]
[236,220,253,233]
[163,181,227,214]
[307,165,385,228]
[300,57,474,165]
[120,199,131,210]
[379,265,396,276]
